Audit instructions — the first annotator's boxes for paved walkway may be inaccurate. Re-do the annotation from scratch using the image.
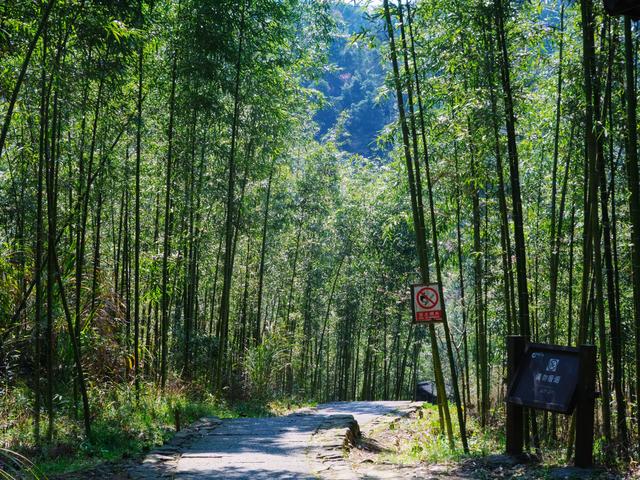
[174,401,413,479]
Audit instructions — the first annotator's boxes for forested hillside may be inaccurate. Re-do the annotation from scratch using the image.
[2,0,640,475]
[313,3,394,156]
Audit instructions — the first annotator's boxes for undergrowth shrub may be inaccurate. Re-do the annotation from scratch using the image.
[244,333,288,400]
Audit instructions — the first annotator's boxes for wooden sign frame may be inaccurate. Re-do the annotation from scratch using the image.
[505,336,596,468]
[603,0,640,19]
[506,342,581,414]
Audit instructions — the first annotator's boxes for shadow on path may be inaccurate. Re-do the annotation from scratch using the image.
[174,401,413,479]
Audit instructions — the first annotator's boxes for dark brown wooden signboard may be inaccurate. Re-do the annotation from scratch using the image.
[603,0,640,19]
[505,337,597,468]
[506,343,581,414]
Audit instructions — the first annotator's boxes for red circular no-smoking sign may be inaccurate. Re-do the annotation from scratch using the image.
[416,286,439,310]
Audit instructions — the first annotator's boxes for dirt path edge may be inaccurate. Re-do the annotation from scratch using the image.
[307,402,422,480]
[127,416,222,479]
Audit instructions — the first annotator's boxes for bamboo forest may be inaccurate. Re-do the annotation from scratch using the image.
[2,0,640,478]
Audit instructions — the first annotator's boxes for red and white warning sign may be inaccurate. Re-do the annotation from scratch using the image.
[411,283,443,323]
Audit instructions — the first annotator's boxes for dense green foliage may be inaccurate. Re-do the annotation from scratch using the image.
[2,0,640,475]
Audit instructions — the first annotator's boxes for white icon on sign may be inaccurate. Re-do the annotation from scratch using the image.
[546,358,560,372]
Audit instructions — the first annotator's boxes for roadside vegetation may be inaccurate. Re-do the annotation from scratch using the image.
[2,381,313,477]
[351,404,626,478]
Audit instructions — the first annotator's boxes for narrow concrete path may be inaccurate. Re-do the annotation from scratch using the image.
[174,401,413,479]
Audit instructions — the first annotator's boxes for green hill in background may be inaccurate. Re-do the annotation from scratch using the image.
[314,2,393,158]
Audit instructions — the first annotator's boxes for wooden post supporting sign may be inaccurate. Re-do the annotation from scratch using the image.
[575,344,596,468]
[506,335,526,456]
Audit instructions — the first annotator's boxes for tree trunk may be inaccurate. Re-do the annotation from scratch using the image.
[0,0,56,159]
[160,51,178,390]
[405,1,467,450]
[384,0,452,445]
[470,130,487,427]
[255,157,275,345]
[215,0,246,394]
[134,0,144,396]
[494,0,531,338]
[548,3,565,346]
[314,256,345,395]
[33,28,49,445]
[577,0,598,347]
[285,221,303,394]
[623,13,640,444]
